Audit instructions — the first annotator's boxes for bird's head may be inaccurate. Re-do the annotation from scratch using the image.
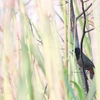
[75,48,80,60]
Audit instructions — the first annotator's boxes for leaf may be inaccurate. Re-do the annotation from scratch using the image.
[87,77,96,100]
[71,81,83,100]
[64,76,77,100]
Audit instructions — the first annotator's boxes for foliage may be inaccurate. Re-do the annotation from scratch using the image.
[0,0,99,100]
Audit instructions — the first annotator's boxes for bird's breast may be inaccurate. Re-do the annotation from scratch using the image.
[77,57,83,67]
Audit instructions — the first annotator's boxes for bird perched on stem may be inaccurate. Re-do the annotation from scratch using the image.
[75,48,95,79]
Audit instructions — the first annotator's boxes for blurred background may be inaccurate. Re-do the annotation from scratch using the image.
[0,0,100,100]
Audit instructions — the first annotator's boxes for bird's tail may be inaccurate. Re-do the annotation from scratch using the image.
[88,68,94,79]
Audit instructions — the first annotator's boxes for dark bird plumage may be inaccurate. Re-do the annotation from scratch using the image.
[75,48,95,79]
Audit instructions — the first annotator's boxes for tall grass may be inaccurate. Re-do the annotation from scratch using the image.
[0,0,99,100]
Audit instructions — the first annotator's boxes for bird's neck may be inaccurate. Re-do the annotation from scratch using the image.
[76,53,80,60]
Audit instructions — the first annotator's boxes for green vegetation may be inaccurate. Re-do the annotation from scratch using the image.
[0,0,99,100]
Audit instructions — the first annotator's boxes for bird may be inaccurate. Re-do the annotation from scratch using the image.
[75,47,95,79]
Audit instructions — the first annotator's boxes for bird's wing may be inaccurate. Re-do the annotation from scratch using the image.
[83,53,95,68]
